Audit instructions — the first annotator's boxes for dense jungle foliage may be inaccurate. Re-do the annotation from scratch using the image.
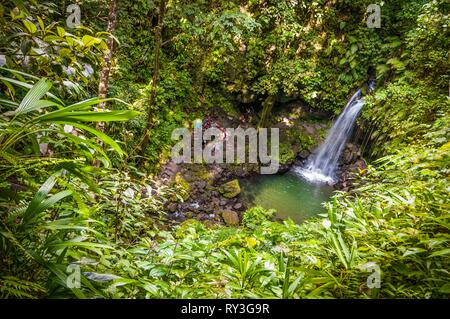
[0,0,448,298]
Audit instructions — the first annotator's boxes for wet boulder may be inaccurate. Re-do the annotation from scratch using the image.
[219,179,241,199]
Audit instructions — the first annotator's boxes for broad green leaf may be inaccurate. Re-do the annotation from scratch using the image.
[30,97,133,124]
[429,248,450,258]
[48,241,113,250]
[34,190,72,216]
[55,121,126,156]
[0,98,19,108]
[403,248,426,257]
[37,16,45,31]
[56,26,65,37]
[22,190,72,225]
[36,110,140,123]
[439,283,450,293]
[23,174,57,219]
[18,99,60,115]
[23,20,37,34]
[60,132,111,166]
[65,97,130,112]
[82,35,101,47]
[0,67,40,81]
[22,174,71,223]
[0,75,63,105]
[43,35,62,42]
[16,78,52,115]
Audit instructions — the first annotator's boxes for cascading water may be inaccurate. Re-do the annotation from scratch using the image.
[295,88,367,184]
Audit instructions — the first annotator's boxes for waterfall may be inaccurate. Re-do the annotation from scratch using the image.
[295,89,367,184]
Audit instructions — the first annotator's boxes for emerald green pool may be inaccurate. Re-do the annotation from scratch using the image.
[240,172,334,223]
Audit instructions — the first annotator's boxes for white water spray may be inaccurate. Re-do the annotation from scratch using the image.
[295,89,367,184]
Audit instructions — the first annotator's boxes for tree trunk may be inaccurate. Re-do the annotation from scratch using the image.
[138,0,166,163]
[96,0,118,132]
[258,95,275,128]
[94,0,117,167]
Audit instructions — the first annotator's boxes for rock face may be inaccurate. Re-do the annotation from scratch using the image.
[221,210,240,226]
[197,180,207,190]
[160,160,179,180]
[337,143,368,191]
[219,179,241,199]
[160,160,247,225]
[298,150,310,159]
[342,143,360,165]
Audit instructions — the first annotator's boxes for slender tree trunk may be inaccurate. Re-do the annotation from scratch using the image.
[97,0,118,131]
[258,95,275,128]
[94,0,117,167]
[138,0,166,163]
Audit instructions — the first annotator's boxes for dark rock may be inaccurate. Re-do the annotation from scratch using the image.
[210,165,224,179]
[196,213,208,221]
[169,211,185,221]
[342,149,354,165]
[298,150,310,159]
[210,191,219,197]
[160,161,179,180]
[167,203,178,213]
[233,203,243,210]
[197,180,207,190]
[225,205,235,211]
[220,200,228,206]
[166,161,178,173]
[278,164,291,174]
[210,198,221,209]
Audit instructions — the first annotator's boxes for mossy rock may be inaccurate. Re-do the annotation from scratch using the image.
[219,179,241,199]
[185,164,213,184]
[221,210,240,226]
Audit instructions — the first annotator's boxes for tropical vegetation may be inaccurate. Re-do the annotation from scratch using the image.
[0,0,448,299]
